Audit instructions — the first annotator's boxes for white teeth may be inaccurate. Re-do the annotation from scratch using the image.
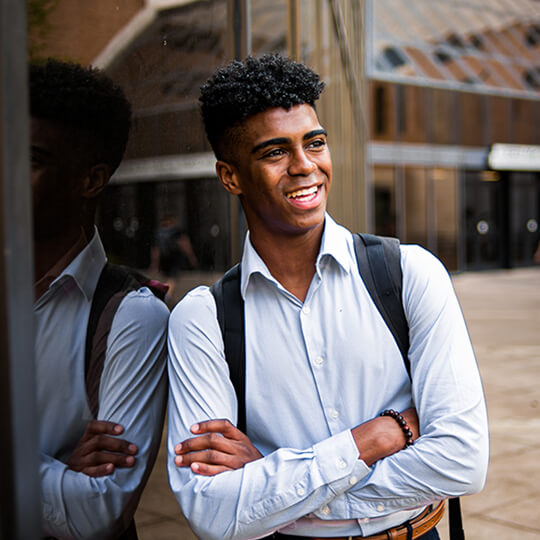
[287,186,318,199]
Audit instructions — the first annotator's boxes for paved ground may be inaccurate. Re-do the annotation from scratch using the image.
[135,266,540,539]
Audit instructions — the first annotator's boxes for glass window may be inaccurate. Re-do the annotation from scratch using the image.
[432,168,458,270]
[373,166,397,237]
[404,166,428,247]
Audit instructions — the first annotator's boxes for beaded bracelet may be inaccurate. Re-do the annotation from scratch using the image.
[380,409,414,448]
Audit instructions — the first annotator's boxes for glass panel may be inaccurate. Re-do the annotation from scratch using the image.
[510,172,540,266]
[102,1,231,280]
[404,167,428,247]
[432,168,458,270]
[370,81,396,141]
[464,170,504,269]
[27,2,231,538]
[373,166,397,236]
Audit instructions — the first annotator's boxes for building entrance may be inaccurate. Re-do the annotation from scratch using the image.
[464,171,540,270]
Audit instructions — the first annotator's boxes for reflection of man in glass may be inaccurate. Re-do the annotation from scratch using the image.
[167,55,488,540]
[31,60,168,539]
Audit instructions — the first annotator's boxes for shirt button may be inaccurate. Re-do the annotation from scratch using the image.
[296,487,305,496]
[349,476,358,485]
[337,458,347,469]
[314,356,324,365]
[321,505,331,515]
[377,503,385,512]
[330,409,339,419]
[302,305,311,315]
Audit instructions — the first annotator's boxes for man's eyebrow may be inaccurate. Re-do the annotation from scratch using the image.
[304,129,327,140]
[251,137,290,154]
[250,129,328,155]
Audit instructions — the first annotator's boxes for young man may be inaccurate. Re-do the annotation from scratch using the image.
[167,55,488,540]
[31,60,169,539]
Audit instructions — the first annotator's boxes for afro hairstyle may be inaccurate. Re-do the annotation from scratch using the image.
[29,59,131,175]
[199,54,325,159]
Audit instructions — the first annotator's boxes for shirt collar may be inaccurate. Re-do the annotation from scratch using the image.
[44,227,107,302]
[239,213,352,299]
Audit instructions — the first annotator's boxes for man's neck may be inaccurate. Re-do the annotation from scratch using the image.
[249,224,323,303]
[34,224,91,283]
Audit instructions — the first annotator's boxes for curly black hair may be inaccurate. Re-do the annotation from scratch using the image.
[29,59,131,174]
[200,54,325,159]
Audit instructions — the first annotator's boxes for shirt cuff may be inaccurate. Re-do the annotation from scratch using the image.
[313,429,370,487]
[41,455,69,535]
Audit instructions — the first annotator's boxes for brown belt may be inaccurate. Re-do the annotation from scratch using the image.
[308,500,445,540]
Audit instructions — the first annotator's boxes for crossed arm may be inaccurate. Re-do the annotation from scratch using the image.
[41,291,169,540]
[174,409,419,475]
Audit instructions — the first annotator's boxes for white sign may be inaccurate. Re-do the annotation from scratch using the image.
[488,144,540,171]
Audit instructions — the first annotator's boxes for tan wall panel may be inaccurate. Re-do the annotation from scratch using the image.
[511,99,534,144]
[488,95,511,143]
[460,92,484,146]
[401,84,426,143]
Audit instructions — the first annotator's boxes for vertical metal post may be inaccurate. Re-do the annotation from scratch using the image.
[227,0,251,264]
[287,0,300,61]
[0,0,40,538]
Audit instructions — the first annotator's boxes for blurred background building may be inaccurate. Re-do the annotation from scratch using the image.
[26,0,540,298]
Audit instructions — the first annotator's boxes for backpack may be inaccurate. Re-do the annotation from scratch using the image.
[210,233,465,540]
[84,262,168,540]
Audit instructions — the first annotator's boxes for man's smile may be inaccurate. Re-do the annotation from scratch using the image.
[286,185,319,200]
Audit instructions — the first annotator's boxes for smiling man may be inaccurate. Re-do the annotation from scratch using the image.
[167,55,488,540]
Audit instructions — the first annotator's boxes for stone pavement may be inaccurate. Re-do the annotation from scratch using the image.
[135,267,540,539]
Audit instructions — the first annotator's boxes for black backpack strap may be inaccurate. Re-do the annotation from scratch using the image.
[84,263,150,540]
[209,264,246,433]
[448,497,465,540]
[354,233,464,539]
[353,233,410,377]
[85,263,141,418]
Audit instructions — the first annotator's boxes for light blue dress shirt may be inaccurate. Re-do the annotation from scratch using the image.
[167,215,488,540]
[36,230,169,539]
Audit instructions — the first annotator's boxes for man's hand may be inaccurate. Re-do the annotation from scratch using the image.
[352,407,419,467]
[66,420,138,477]
[174,419,263,476]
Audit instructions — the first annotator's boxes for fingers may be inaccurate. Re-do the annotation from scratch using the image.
[83,420,124,439]
[174,449,243,470]
[69,451,136,472]
[175,432,235,455]
[190,419,243,439]
[81,463,116,477]
[190,462,233,476]
[83,434,138,455]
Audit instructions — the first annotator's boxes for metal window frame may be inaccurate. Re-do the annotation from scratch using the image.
[0,0,40,538]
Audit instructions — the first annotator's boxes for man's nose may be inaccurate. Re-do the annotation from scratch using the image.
[288,149,316,176]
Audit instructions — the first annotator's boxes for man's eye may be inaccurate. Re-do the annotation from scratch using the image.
[265,148,284,158]
[309,139,326,148]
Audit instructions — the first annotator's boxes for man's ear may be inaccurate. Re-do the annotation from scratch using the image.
[216,160,242,195]
[81,163,110,199]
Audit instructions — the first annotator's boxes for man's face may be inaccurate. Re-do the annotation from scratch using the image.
[225,103,332,239]
[31,117,86,240]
